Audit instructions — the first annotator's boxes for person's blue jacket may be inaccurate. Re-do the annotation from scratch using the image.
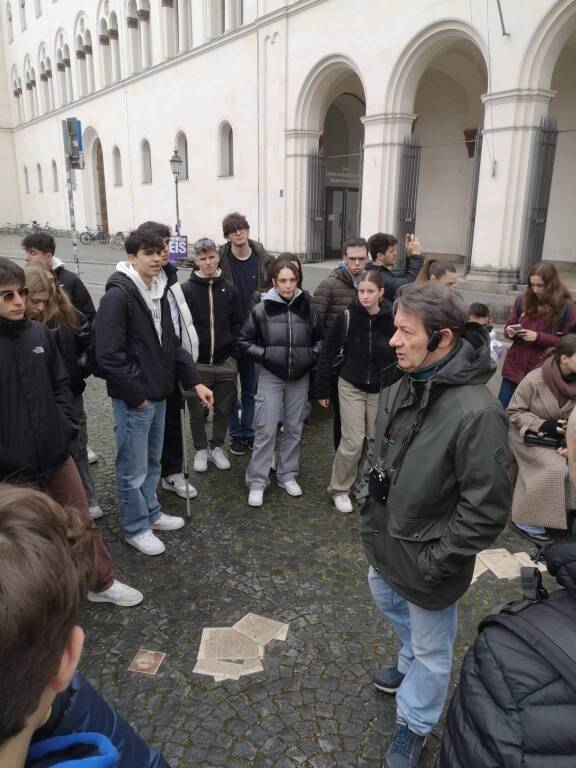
[29,673,169,768]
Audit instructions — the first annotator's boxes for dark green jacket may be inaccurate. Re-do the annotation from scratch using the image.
[359,325,511,609]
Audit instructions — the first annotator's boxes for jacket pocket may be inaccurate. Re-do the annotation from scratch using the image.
[253,395,267,429]
[387,513,446,543]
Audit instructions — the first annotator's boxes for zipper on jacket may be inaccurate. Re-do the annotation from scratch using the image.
[367,317,373,384]
[288,308,293,378]
[209,280,215,365]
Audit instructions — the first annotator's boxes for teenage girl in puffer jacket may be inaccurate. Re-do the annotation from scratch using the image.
[238,260,323,508]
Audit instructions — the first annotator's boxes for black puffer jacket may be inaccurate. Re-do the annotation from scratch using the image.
[311,266,357,333]
[438,544,576,768]
[238,289,323,380]
[94,271,200,408]
[53,259,96,324]
[0,316,77,481]
[50,311,91,396]
[182,270,243,364]
[315,298,396,398]
[365,253,423,302]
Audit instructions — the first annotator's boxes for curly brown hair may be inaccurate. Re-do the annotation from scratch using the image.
[524,262,573,327]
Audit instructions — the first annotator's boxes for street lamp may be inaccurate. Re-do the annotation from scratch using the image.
[170,148,182,235]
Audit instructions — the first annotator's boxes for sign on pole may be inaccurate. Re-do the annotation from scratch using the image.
[169,235,188,263]
[62,118,84,275]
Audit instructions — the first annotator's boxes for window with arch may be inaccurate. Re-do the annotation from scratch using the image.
[23,166,29,193]
[11,67,23,122]
[37,162,43,192]
[141,139,152,183]
[112,145,122,186]
[51,159,58,191]
[126,0,141,73]
[209,0,242,37]
[19,0,26,31]
[24,57,38,119]
[6,2,13,42]
[175,131,188,180]
[34,0,41,17]
[178,0,192,52]
[55,32,73,105]
[73,17,95,96]
[161,0,177,59]
[218,122,234,177]
[98,6,121,85]
[139,0,151,68]
[39,45,55,111]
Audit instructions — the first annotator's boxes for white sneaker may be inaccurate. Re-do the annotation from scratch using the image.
[89,505,104,520]
[87,446,98,464]
[248,489,264,507]
[125,529,166,556]
[87,579,144,607]
[193,449,209,472]
[209,447,231,470]
[333,494,353,514]
[151,512,185,531]
[161,473,198,499]
[278,479,303,497]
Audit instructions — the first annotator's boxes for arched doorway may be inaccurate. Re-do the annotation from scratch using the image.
[94,139,109,233]
[83,127,109,233]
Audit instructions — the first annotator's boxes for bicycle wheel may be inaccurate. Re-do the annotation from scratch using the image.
[111,233,125,250]
[97,230,110,244]
[79,231,92,245]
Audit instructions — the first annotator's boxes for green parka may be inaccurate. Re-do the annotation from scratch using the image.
[359,325,511,609]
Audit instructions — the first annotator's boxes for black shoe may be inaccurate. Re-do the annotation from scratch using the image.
[373,665,405,693]
[386,722,426,768]
[229,437,246,456]
[513,524,553,546]
[243,437,254,451]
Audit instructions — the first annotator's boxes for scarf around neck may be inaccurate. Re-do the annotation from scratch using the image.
[542,355,576,407]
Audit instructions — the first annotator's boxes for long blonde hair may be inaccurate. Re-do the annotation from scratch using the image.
[24,263,78,332]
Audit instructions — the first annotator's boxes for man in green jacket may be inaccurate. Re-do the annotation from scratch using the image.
[358,283,510,768]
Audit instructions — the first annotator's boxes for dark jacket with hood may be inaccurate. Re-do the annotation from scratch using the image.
[315,298,396,398]
[50,310,91,397]
[218,238,274,294]
[52,258,96,324]
[366,252,423,302]
[28,673,169,768]
[311,266,357,333]
[359,324,511,609]
[94,270,200,408]
[182,269,243,364]
[438,543,576,768]
[239,288,323,381]
[0,316,77,482]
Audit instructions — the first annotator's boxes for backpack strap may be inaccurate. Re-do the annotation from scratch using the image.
[169,282,199,361]
[337,309,350,358]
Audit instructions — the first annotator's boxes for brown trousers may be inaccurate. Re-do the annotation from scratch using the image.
[38,457,114,592]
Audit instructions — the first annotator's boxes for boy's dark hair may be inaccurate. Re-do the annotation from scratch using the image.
[21,232,56,256]
[0,256,25,288]
[222,212,249,238]
[0,485,96,745]
[367,233,397,259]
[125,230,164,256]
[468,302,490,319]
[342,236,368,256]
[136,221,171,240]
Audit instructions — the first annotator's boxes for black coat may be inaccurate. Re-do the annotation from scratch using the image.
[54,263,96,324]
[438,544,576,768]
[182,271,243,364]
[315,299,396,398]
[51,311,91,396]
[366,253,423,302]
[94,272,200,408]
[0,316,77,481]
[239,290,323,381]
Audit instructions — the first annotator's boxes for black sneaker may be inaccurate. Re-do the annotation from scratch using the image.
[513,524,553,546]
[373,665,405,693]
[386,722,426,768]
[243,436,254,451]
[229,437,246,456]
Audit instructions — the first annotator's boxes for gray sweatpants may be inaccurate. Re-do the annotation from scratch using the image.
[70,394,99,507]
[245,368,309,490]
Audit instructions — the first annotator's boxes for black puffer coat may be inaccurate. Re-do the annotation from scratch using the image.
[311,266,357,333]
[238,289,323,380]
[315,298,396,398]
[438,543,576,768]
[51,310,91,396]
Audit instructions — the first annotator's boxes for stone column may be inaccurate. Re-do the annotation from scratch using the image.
[178,0,191,51]
[224,0,236,32]
[467,88,555,291]
[284,128,322,259]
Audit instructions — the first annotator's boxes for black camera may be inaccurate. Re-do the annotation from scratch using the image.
[369,465,391,503]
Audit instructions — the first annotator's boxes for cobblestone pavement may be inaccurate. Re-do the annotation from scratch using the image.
[81,376,548,768]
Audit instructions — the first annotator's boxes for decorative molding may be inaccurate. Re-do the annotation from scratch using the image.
[482,88,556,106]
[108,29,119,41]
[56,62,65,72]
[127,16,138,29]
[137,9,149,21]
[361,112,416,127]
[76,50,86,60]
[99,34,109,45]
[161,0,174,6]
[63,58,70,67]
[84,45,92,55]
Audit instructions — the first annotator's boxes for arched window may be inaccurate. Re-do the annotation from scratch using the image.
[6,2,13,42]
[127,0,141,74]
[34,0,41,16]
[175,131,188,180]
[24,58,38,119]
[19,0,26,31]
[112,145,122,186]
[108,12,121,82]
[84,30,95,93]
[209,0,241,37]
[55,32,72,105]
[76,33,87,96]
[23,166,29,193]
[12,66,23,122]
[178,0,192,52]
[63,43,73,101]
[99,18,112,87]
[139,0,151,68]
[141,139,152,183]
[51,159,58,191]
[161,0,177,58]
[218,121,234,177]
[37,162,43,192]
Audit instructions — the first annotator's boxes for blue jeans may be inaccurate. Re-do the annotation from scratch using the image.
[368,566,458,736]
[112,399,166,538]
[515,521,546,535]
[228,357,257,439]
[498,377,518,408]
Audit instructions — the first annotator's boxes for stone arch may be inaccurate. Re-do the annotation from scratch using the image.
[83,126,109,230]
[519,0,576,91]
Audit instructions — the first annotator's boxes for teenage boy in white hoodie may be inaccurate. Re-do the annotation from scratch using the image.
[95,230,213,556]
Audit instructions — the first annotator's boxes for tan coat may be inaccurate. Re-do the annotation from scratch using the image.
[507,367,576,528]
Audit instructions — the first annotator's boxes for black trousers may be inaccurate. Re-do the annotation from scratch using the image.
[161,388,184,477]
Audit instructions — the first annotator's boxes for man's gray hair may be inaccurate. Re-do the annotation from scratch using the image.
[394,283,468,335]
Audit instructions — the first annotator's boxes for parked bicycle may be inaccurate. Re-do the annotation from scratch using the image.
[110,230,128,250]
[79,225,110,245]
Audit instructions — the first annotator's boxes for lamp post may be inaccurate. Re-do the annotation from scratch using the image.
[170,148,182,235]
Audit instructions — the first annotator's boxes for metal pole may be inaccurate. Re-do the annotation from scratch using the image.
[496,0,510,37]
[62,120,80,275]
[175,177,180,235]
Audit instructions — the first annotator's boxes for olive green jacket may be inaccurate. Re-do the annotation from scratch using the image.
[359,326,511,609]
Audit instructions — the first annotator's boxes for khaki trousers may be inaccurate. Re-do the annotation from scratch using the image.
[327,377,379,496]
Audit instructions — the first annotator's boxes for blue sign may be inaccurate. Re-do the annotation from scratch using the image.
[169,235,188,262]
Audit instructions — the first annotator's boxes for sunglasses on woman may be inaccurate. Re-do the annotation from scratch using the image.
[0,287,29,303]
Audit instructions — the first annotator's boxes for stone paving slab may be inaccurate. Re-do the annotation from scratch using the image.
[78,376,559,767]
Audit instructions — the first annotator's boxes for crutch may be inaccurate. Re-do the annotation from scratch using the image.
[179,383,192,520]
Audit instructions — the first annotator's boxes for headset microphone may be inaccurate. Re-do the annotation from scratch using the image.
[427,329,443,353]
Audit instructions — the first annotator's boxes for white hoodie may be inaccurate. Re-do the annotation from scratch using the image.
[116,261,167,344]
